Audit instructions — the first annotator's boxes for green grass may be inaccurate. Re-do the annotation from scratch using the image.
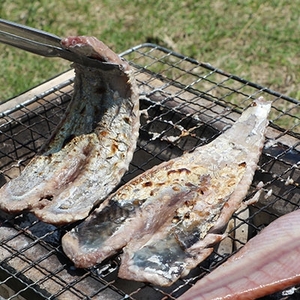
[0,0,300,102]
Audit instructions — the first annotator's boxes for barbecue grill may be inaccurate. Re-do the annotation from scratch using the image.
[0,43,299,300]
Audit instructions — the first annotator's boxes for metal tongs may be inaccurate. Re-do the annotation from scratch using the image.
[0,18,119,70]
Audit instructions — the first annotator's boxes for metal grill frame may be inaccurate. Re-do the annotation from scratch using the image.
[0,43,299,300]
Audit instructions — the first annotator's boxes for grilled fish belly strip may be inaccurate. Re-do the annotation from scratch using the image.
[0,36,139,225]
[62,97,271,284]
[178,209,300,300]
[117,98,271,286]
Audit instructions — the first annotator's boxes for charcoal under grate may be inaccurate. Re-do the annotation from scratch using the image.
[0,43,299,300]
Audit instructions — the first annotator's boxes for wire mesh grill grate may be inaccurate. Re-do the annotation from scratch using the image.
[0,43,299,299]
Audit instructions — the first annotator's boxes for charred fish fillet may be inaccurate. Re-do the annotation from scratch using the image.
[0,36,139,225]
[62,97,271,286]
[178,208,300,300]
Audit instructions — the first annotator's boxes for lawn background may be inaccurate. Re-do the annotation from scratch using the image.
[0,0,299,103]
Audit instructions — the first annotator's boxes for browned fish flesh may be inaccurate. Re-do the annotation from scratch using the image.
[0,36,140,225]
[62,97,271,286]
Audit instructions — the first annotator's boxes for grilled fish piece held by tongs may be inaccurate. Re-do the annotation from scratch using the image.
[62,98,271,286]
[0,34,139,224]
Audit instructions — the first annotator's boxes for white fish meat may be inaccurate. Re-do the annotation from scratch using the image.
[0,36,139,225]
[178,208,300,300]
[62,97,271,286]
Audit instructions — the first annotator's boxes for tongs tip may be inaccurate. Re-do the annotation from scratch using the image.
[0,18,122,71]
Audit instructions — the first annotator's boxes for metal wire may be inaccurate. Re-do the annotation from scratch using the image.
[0,43,300,300]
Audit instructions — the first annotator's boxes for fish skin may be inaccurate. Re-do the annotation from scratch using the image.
[178,208,300,300]
[0,36,139,225]
[62,97,271,283]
